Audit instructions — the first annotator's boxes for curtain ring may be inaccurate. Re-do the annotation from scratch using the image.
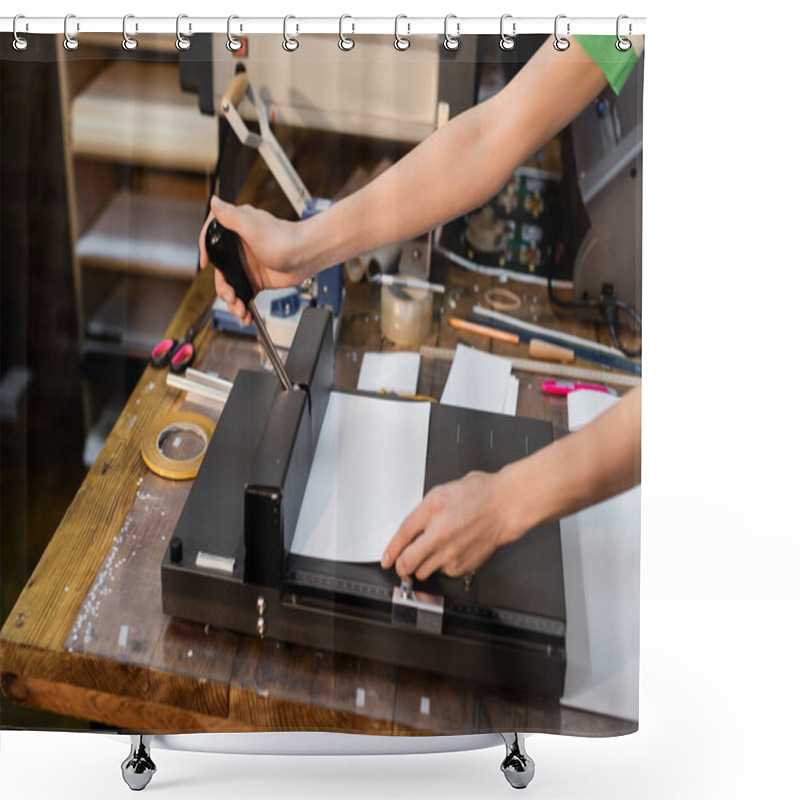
[553,14,570,51]
[12,15,29,51]
[176,14,191,51]
[283,15,299,52]
[122,14,138,51]
[616,14,632,51]
[499,14,516,51]
[63,14,79,51]
[226,15,242,52]
[339,14,355,51]
[443,14,460,51]
[394,15,410,51]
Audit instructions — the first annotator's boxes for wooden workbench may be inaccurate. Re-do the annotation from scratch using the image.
[0,261,638,737]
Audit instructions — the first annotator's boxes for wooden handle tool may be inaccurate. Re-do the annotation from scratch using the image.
[449,318,519,343]
[528,339,575,363]
[220,72,249,113]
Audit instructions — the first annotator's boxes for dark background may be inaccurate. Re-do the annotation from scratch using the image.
[1,35,87,729]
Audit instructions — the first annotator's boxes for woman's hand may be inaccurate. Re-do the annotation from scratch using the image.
[381,383,642,583]
[381,471,516,581]
[199,196,303,327]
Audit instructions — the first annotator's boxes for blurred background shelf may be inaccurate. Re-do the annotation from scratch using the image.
[58,40,215,447]
[75,189,206,279]
[71,60,216,171]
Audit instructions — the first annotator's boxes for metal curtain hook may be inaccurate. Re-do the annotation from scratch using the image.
[12,14,29,51]
[553,14,570,51]
[122,14,138,50]
[176,14,191,51]
[616,14,632,51]
[226,15,242,52]
[394,15,410,51]
[499,14,516,51]
[283,15,299,52]
[64,14,79,50]
[339,14,354,51]
[443,14,460,51]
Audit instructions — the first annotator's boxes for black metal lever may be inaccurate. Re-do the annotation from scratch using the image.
[205,218,293,391]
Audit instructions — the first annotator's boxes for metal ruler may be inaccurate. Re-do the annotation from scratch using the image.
[420,346,641,388]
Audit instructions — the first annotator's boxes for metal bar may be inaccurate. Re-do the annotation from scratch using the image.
[0,16,647,36]
[183,368,234,393]
[256,102,312,219]
[166,373,231,405]
[248,299,293,392]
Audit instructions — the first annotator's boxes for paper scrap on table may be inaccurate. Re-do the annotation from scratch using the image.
[291,392,431,563]
[567,389,618,432]
[503,375,519,416]
[442,344,510,413]
[357,352,421,396]
[441,344,515,415]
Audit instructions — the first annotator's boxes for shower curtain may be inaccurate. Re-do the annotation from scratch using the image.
[0,23,643,755]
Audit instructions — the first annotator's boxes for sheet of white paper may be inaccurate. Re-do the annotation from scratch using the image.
[357,352,421,396]
[560,390,640,721]
[440,344,512,414]
[291,392,431,563]
[567,388,618,431]
[502,375,519,416]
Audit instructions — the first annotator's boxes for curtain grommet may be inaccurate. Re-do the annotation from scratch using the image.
[63,14,80,51]
[283,15,299,52]
[338,14,355,51]
[176,14,191,51]
[226,15,242,52]
[616,15,633,51]
[394,15,410,51]
[443,14,460,51]
[553,14,570,51]
[499,14,516,51]
[122,14,138,51]
[13,14,29,51]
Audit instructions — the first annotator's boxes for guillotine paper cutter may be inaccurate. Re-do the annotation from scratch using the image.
[161,308,566,697]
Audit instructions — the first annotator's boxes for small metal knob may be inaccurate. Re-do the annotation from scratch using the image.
[169,537,183,564]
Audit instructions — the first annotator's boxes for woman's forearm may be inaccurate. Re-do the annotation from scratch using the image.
[290,37,607,279]
[498,385,642,543]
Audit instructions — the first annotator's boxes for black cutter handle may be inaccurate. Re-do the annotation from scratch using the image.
[205,219,253,306]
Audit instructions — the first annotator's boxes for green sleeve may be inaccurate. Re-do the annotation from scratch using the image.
[573,35,638,95]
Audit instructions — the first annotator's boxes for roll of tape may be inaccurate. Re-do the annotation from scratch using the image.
[141,412,216,480]
[484,287,522,312]
[380,283,432,347]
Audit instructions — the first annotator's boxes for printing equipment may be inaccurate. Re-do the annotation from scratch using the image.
[162,308,567,698]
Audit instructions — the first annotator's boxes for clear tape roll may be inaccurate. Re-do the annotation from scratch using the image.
[141,412,216,480]
[380,283,432,347]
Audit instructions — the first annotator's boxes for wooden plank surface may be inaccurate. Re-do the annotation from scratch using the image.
[1,250,636,738]
[1,268,215,657]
